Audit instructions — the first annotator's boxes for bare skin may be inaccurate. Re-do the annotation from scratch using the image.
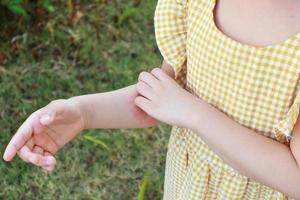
[136,67,300,198]
[134,1,300,198]
[3,0,300,198]
[214,0,300,47]
[2,61,173,171]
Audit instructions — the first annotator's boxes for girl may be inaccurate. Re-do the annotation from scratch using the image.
[3,0,300,199]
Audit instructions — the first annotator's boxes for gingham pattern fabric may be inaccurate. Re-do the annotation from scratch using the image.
[154,0,300,199]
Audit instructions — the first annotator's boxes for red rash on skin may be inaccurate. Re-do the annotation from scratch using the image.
[128,89,159,126]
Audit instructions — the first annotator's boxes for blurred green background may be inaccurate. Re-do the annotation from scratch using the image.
[0,0,170,199]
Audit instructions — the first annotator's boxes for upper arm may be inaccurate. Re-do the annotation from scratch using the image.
[155,0,187,80]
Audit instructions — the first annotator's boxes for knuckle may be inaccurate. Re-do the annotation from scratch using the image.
[138,72,142,80]
[11,142,19,151]
[49,99,66,106]
[138,81,145,88]
[136,83,144,93]
[157,85,165,93]
[49,99,57,104]
[48,100,57,107]
[151,67,161,73]
[138,71,147,80]
[136,82,142,89]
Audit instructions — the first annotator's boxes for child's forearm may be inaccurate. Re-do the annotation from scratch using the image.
[68,61,175,130]
[190,98,300,198]
[69,84,160,129]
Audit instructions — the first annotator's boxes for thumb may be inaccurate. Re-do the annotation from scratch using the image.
[39,99,66,125]
[39,112,55,125]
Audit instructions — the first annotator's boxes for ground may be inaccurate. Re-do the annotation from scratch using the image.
[0,1,170,199]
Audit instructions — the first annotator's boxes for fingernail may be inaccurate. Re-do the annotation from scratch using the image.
[46,159,52,166]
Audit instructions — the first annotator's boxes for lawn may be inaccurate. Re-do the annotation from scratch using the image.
[0,1,170,199]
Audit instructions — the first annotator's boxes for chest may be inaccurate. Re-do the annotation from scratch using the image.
[214,0,300,48]
[185,0,300,136]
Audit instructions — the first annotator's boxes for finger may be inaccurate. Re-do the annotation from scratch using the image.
[26,138,35,150]
[3,99,66,162]
[32,129,60,155]
[3,115,34,162]
[17,151,29,163]
[151,67,172,82]
[136,81,156,101]
[43,151,56,172]
[17,145,40,165]
[32,145,44,155]
[134,96,155,116]
[18,145,55,169]
[39,113,54,126]
[17,139,35,163]
[39,99,66,126]
[138,71,161,89]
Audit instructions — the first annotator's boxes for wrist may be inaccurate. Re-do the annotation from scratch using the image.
[67,96,89,130]
[187,96,207,132]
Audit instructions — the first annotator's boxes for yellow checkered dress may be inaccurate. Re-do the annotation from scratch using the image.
[154,0,300,199]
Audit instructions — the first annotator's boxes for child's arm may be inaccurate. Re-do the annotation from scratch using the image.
[71,60,175,130]
[190,100,300,198]
[135,68,300,199]
[69,84,159,129]
[3,61,174,171]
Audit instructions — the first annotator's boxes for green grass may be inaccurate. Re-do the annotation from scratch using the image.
[0,1,170,199]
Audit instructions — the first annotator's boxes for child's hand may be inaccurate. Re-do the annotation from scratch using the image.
[135,68,198,129]
[3,99,85,172]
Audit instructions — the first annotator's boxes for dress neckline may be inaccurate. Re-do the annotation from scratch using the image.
[210,0,300,50]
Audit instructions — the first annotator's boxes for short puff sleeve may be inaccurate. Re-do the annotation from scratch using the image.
[273,91,300,144]
[154,0,187,85]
